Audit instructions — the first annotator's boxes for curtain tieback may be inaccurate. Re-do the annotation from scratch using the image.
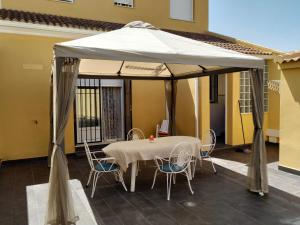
[54,143,63,148]
[49,143,63,168]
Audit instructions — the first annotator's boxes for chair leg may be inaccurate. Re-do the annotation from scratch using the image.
[151,169,158,189]
[200,157,203,167]
[166,174,168,197]
[209,156,217,174]
[136,161,140,176]
[187,163,192,180]
[86,170,93,187]
[192,158,197,178]
[167,173,172,201]
[91,172,100,198]
[185,171,194,195]
[118,171,128,191]
[173,173,176,184]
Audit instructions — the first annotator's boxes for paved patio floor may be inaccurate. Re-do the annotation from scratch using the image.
[0,144,300,225]
[213,143,300,198]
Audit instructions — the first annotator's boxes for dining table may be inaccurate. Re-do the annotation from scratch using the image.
[103,136,201,192]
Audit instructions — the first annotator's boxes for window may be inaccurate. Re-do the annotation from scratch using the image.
[74,78,124,144]
[210,75,218,103]
[114,0,134,8]
[239,62,269,113]
[170,0,193,21]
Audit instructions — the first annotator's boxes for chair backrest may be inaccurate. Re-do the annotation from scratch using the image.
[84,141,95,170]
[169,142,193,170]
[127,128,145,141]
[202,129,216,154]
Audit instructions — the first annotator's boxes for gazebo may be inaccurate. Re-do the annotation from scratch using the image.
[47,21,268,225]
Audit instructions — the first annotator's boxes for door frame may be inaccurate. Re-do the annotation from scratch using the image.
[73,76,127,146]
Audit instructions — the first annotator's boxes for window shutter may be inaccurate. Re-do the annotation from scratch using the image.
[170,0,193,21]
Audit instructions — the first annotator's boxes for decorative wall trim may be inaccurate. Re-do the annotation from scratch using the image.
[278,165,300,176]
[0,20,101,39]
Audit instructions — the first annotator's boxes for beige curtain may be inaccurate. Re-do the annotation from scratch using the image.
[46,57,80,225]
[165,80,177,135]
[48,74,54,167]
[102,87,123,140]
[248,68,268,194]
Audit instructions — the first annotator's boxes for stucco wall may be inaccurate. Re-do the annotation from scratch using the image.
[267,59,281,131]
[132,80,165,137]
[2,0,208,33]
[176,79,196,136]
[226,72,269,145]
[0,33,170,160]
[279,61,300,171]
[0,33,75,160]
[0,32,203,161]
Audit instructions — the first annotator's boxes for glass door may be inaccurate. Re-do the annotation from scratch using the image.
[75,78,124,145]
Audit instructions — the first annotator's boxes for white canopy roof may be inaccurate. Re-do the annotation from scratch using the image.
[55,21,264,80]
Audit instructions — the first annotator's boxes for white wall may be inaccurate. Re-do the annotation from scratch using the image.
[210,74,225,136]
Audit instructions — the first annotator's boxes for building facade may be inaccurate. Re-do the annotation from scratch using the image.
[0,0,281,161]
[276,52,300,174]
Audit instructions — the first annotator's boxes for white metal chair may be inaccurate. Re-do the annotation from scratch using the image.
[84,141,127,198]
[127,128,145,175]
[192,129,217,177]
[151,142,194,200]
[127,128,145,140]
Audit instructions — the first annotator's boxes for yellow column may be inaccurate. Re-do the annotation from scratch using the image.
[226,72,244,145]
[198,77,210,140]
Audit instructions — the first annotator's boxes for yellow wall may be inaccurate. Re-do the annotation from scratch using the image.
[0,32,279,161]
[132,80,165,137]
[278,61,300,171]
[0,0,284,159]
[0,0,210,160]
[176,79,196,136]
[198,77,210,140]
[2,0,208,33]
[226,72,269,145]
[0,33,168,160]
[267,59,281,131]
[0,33,75,160]
[0,0,209,160]
[176,77,210,139]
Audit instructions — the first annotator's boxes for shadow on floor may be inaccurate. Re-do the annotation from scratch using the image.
[213,142,279,164]
[0,144,299,225]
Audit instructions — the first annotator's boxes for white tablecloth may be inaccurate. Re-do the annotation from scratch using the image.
[103,136,201,171]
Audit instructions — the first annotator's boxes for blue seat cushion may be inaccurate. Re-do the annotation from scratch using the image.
[160,163,184,172]
[200,151,209,158]
[95,162,118,171]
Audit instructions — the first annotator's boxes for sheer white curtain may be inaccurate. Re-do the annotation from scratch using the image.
[46,57,80,225]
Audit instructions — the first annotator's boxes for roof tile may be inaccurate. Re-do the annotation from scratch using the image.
[0,8,271,55]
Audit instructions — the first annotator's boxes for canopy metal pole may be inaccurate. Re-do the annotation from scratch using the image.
[171,79,175,135]
[52,57,57,143]
[194,78,199,138]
